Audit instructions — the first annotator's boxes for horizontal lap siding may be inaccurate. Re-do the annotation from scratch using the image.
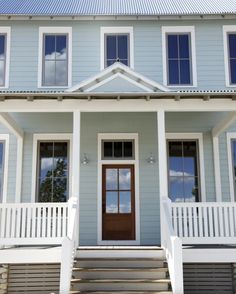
[80,112,160,245]
[7,263,60,293]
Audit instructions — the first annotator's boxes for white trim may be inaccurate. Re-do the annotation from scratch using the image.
[166,133,206,202]
[162,26,197,87]
[38,27,72,89]
[97,133,140,245]
[0,134,9,203]
[100,27,134,70]
[0,27,11,89]
[223,25,236,87]
[226,132,236,202]
[31,133,73,202]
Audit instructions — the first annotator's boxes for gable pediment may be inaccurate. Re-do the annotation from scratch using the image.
[67,62,170,93]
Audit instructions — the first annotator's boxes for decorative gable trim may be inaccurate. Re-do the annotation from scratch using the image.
[67,62,170,93]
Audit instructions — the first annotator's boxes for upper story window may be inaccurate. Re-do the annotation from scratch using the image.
[38,27,72,88]
[162,26,197,87]
[223,26,236,87]
[101,27,134,70]
[0,27,10,89]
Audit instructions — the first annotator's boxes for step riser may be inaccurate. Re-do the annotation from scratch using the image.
[73,271,167,280]
[71,282,169,291]
[74,260,164,268]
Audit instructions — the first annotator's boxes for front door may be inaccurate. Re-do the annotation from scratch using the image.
[102,164,135,240]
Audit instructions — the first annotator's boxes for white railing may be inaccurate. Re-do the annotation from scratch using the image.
[162,198,183,294]
[60,197,79,294]
[171,202,236,244]
[0,202,68,245]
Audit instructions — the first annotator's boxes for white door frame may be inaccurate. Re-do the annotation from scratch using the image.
[97,133,140,245]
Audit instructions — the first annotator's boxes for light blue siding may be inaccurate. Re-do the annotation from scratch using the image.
[0,19,236,91]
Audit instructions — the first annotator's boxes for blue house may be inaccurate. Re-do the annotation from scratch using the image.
[0,0,236,293]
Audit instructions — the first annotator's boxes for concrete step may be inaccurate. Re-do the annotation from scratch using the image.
[71,279,171,292]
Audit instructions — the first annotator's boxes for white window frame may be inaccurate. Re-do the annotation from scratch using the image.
[162,26,197,88]
[38,27,72,89]
[100,27,134,70]
[0,27,11,89]
[223,25,236,87]
[226,132,236,202]
[0,134,9,203]
[31,133,73,203]
[166,133,206,202]
[97,133,140,245]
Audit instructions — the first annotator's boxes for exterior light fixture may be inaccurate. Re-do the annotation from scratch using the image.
[147,153,156,164]
[81,153,89,165]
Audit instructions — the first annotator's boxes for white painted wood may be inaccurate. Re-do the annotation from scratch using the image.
[166,133,206,202]
[212,136,222,202]
[97,133,140,245]
[38,27,72,88]
[31,133,73,202]
[162,26,197,87]
[0,27,11,89]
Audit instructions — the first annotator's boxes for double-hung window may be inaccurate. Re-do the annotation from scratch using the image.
[38,27,72,88]
[0,27,10,88]
[223,26,236,86]
[162,26,197,87]
[101,27,134,69]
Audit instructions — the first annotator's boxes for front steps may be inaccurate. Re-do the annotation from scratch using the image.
[70,247,172,293]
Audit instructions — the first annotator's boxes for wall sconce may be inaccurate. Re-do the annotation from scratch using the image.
[147,153,156,164]
[81,153,89,165]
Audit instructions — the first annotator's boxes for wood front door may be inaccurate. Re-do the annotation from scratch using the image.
[102,164,135,240]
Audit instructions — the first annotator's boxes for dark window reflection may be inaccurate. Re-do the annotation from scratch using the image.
[43,34,68,86]
[168,140,199,202]
[105,34,129,67]
[0,34,6,86]
[38,141,69,202]
[167,33,192,85]
[0,142,4,202]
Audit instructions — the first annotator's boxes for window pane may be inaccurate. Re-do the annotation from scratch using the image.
[103,142,113,157]
[44,35,56,58]
[0,35,5,57]
[44,60,55,85]
[168,60,179,84]
[179,34,190,58]
[124,141,133,157]
[183,141,197,177]
[0,60,5,86]
[55,60,67,86]
[184,177,198,202]
[106,191,118,213]
[119,168,131,190]
[229,34,236,59]
[120,191,131,213]
[168,35,178,58]
[56,35,67,60]
[230,59,236,84]
[39,142,53,179]
[169,141,183,174]
[53,177,67,202]
[38,177,53,202]
[106,35,116,60]
[114,141,122,157]
[180,60,191,84]
[106,169,118,190]
[118,35,128,60]
[169,177,184,202]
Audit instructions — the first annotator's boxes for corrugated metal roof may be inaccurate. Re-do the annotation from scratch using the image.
[0,0,236,16]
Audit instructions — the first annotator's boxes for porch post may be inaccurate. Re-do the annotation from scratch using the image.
[72,110,81,246]
[157,110,168,246]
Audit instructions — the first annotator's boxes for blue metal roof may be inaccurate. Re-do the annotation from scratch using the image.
[0,0,236,16]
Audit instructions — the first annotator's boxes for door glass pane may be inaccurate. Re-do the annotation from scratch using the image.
[119,168,131,190]
[106,169,118,190]
[119,191,131,213]
[106,191,118,213]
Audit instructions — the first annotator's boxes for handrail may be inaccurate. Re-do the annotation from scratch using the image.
[162,197,183,294]
[59,197,79,294]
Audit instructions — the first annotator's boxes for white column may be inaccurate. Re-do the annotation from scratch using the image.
[157,110,168,246]
[72,110,81,246]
